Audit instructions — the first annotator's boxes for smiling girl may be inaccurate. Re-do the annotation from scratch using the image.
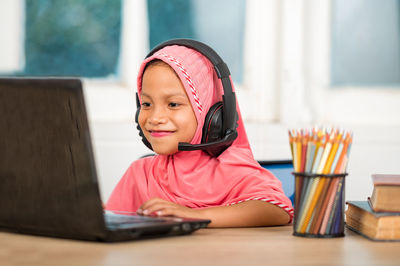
[106,41,293,227]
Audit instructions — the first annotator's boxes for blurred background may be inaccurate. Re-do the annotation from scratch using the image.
[1,0,399,202]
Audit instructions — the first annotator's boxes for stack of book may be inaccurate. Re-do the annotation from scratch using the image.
[346,174,400,241]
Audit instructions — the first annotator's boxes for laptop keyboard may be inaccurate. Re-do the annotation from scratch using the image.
[106,212,164,223]
[104,211,171,229]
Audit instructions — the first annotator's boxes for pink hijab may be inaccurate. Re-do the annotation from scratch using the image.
[106,45,294,220]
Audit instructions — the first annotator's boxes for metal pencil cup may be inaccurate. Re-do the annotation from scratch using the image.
[292,172,347,238]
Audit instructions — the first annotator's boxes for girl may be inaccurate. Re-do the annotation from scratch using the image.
[106,40,293,227]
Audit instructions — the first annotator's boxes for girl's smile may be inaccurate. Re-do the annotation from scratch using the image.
[149,130,175,137]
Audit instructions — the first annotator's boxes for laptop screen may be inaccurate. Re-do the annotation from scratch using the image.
[0,78,106,238]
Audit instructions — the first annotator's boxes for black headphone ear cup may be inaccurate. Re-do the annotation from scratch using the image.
[135,106,153,150]
[202,102,224,144]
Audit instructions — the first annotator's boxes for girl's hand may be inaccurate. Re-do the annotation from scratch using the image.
[137,198,201,219]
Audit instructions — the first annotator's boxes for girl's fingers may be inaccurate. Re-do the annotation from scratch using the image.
[137,197,165,214]
[142,201,176,216]
[137,198,194,218]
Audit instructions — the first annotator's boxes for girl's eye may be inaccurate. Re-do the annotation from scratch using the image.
[169,102,180,108]
[141,102,151,108]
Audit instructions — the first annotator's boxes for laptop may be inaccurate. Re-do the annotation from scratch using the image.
[0,77,210,242]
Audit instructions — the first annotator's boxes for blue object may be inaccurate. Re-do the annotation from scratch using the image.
[258,160,295,205]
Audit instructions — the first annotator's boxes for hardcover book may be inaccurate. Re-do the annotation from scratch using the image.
[369,174,400,212]
[345,201,400,241]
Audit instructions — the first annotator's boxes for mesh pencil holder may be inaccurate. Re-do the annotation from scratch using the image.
[292,172,348,238]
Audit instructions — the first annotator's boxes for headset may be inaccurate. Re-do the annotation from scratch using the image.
[135,39,238,157]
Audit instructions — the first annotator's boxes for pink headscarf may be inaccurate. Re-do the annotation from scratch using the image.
[106,45,294,220]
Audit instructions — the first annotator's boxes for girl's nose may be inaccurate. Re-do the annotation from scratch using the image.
[148,108,167,125]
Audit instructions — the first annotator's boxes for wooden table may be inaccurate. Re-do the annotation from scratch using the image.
[1,226,400,266]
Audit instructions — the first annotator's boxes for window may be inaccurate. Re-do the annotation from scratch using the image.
[147,0,245,83]
[331,0,400,87]
[2,0,122,78]
[279,0,400,126]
